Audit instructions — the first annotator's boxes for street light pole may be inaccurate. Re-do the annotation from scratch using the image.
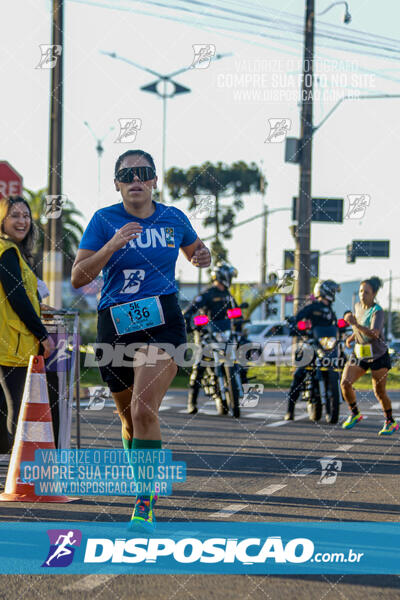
[161,80,168,203]
[294,0,314,314]
[43,0,64,309]
[293,0,352,313]
[84,121,114,203]
[101,51,230,203]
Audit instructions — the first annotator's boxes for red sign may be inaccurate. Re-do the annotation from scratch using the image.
[0,161,23,200]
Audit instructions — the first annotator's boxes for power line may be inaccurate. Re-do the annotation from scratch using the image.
[68,0,400,61]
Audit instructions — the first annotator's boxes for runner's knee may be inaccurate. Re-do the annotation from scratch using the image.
[132,399,159,429]
[341,378,353,393]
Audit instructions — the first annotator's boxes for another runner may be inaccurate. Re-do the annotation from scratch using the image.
[341,276,399,435]
[71,149,211,530]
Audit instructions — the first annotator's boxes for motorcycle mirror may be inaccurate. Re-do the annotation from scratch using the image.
[193,314,209,326]
[227,307,242,319]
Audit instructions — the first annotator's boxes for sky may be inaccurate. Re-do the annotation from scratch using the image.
[1,0,400,309]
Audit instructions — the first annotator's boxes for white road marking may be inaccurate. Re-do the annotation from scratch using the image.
[335,444,353,452]
[256,484,287,496]
[63,574,118,591]
[370,401,400,410]
[178,408,218,415]
[353,438,366,443]
[210,504,248,518]
[158,405,171,412]
[267,413,309,427]
[0,455,9,463]
[244,413,281,420]
[290,468,316,477]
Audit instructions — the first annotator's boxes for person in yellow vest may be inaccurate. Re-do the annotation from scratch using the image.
[0,196,55,452]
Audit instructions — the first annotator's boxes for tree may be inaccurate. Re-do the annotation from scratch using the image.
[165,161,262,262]
[24,187,84,278]
[231,282,278,320]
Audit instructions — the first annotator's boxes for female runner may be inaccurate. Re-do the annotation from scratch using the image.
[341,276,398,436]
[72,149,211,529]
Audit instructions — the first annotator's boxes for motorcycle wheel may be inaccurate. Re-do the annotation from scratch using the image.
[224,365,241,419]
[325,370,340,424]
[307,379,322,422]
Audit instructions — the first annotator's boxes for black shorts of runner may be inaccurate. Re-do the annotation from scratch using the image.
[352,350,392,372]
[96,293,187,393]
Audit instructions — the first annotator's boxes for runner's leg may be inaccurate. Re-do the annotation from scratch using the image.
[341,363,366,410]
[128,346,177,530]
[371,368,392,417]
[131,346,177,441]
[341,363,366,427]
[112,386,134,448]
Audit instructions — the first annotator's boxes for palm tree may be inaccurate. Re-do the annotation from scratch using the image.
[24,187,84,278]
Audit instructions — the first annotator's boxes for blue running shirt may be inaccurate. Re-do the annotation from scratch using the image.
[79,202,198,311]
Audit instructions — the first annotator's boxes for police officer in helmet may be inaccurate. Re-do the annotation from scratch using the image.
[285,279,341,421]
[183,261,238,415]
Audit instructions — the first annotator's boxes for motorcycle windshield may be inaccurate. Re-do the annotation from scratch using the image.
[313,325,338,340]
[210,319,232,333]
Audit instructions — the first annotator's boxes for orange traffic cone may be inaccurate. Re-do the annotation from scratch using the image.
[0,355,75,502]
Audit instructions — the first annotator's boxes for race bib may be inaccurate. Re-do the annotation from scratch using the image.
[354,343,372,359]
[110,296,165,335]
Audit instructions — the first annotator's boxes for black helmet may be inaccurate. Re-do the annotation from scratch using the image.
[211,261,238,288]
[314,280,341,303]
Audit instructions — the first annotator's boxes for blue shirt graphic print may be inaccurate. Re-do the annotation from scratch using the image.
[79,202,197,311]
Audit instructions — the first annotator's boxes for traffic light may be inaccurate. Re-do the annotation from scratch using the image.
[265,296,278,317]
[346,244,355,263]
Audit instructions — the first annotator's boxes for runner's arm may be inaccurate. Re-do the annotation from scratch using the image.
[351,317,382,340]
[71,222,143,288]
[181,237,211,267]
[71,247,113,288]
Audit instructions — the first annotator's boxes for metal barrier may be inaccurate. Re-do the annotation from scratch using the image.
[41,310,81,449]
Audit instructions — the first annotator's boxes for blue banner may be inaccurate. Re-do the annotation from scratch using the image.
[0,522,398,574]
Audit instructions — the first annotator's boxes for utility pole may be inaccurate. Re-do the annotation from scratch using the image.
[260,162,267,319]
[43,0,64,308]
[293,0,314,313]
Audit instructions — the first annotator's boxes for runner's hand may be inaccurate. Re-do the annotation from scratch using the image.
[345,312,357,326]
[107,222,143,252]
[345,336,354,349]
[191,247,211,268]
[42,336,56,359]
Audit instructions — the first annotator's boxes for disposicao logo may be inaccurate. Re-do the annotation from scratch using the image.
[42,529,82,567]
[83,536,314,565]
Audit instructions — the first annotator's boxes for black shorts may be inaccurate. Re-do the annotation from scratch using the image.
[352,350,392,372]
[96,293,187,393]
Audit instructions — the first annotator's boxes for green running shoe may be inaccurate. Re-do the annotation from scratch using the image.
[128,494,158,532]
[378,420,399,436]
[342,413,363,429]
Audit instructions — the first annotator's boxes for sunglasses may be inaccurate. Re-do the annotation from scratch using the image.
[116,166,156,183]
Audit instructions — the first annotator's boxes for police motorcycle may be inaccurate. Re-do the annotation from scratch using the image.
[288,316,349,423]
[190,300,250,419]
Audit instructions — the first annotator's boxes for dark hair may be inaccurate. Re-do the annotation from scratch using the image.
[0,196,37,264]
[114,150,156,177]
[361,276,383,294]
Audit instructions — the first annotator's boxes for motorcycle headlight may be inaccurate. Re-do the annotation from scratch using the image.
[215,331,229,343]
[319,337,336,350]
